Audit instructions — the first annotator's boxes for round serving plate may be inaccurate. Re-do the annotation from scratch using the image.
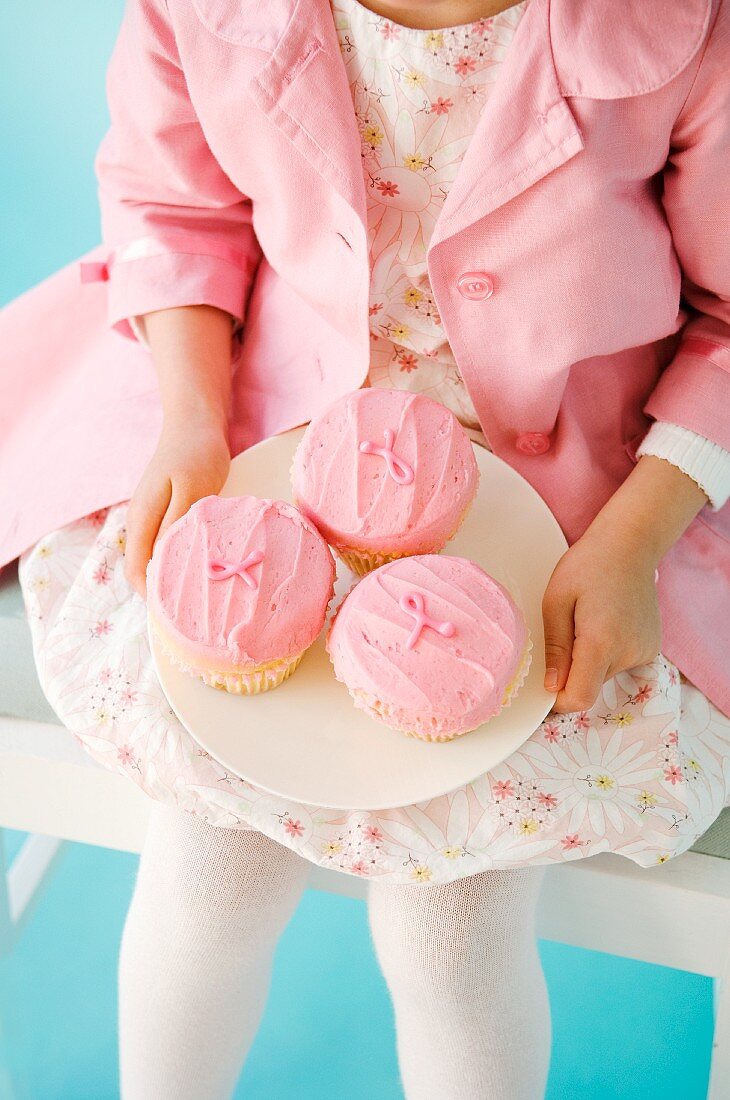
[149,428,568,810]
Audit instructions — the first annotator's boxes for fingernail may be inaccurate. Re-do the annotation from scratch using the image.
[544,667,559,691]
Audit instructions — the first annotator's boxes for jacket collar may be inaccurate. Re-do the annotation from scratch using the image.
[191,0,712,98]
[188,0,711,242]
[549,0,712,99]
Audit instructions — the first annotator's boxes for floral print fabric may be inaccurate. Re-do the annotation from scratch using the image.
[19,505,730,885]
[333,0,529,430]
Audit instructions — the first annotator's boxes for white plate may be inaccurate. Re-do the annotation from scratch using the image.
[149,427,568,810]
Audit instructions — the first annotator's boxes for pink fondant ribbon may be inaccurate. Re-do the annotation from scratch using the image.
[399,591,455,650]
[206,551,264,590]
[359,429,414,485]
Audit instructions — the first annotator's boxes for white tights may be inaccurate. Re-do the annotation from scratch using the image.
[119,803,551,1099]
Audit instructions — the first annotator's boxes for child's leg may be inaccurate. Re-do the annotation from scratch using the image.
[368,867,551,1100]
[118,802,310,1100]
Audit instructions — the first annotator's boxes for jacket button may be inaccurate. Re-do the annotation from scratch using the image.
[515,431,551,455]
[457,271,494,300]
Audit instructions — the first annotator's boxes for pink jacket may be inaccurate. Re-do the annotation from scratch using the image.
[1,0,728,712]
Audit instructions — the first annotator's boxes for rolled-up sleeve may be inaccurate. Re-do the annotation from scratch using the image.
[644,0,730,451]
[93,0,262,342]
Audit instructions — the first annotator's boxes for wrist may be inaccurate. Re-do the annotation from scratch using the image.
[162,397,229,439]
[581,513,662,573]
[145,305,234,436]
[583,454,707,568]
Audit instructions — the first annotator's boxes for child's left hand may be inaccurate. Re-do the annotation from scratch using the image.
[541,530,661,714]
[539,454,710,715]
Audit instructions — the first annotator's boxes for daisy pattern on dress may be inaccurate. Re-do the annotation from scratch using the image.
[365,108,470,260]
[18,499,730,884]
[334,0,529,117]
[455,799,556,869]
[127,672,196,766]
[675,678,730,790]
[368,338,464,408]
[333,9,409,123]
[370,242,445,346]
[517,725,671,837]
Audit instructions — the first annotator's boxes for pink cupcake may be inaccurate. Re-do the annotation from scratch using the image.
[291,388,478,575]
[326,554,531,741]
[147,496,335,694]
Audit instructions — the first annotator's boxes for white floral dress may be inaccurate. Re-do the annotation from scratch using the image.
[18,0,730,885]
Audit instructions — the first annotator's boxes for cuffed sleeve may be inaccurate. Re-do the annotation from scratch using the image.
[645,0,730,449]
[94,0,262,343]
[637,420,730,510]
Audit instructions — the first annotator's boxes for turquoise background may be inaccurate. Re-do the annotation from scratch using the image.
[0,3,714,1097]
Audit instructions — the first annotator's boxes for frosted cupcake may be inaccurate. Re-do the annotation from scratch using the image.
[147,496,336,694]
[327,554,531,741]
[291,389,479,575]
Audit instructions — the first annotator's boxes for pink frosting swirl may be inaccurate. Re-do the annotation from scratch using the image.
[327,555,528,739]
[292,389,478,554]
[147,496,335,671]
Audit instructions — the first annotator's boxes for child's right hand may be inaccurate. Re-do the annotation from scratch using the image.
[122,304,236,598]
[124,416,231,597]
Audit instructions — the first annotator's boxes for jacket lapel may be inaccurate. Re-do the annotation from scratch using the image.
[429,0,584,248]
[246,0,584,246]
[212,0,707,243]
[247,0,368,232]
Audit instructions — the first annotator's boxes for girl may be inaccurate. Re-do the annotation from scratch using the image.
[3,0,729,1095]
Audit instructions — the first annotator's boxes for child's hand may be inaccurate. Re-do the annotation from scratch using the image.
[541,530,661,714]
[125,417,230,597]
[540,454,709,714]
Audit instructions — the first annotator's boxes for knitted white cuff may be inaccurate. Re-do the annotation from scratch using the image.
[637,422,730,511]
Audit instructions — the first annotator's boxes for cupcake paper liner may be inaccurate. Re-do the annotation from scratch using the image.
[152,619,305,695]
[335,546,409,576]
[334,489,479,577]
[201,652,304,695]
[501,630,534,708]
